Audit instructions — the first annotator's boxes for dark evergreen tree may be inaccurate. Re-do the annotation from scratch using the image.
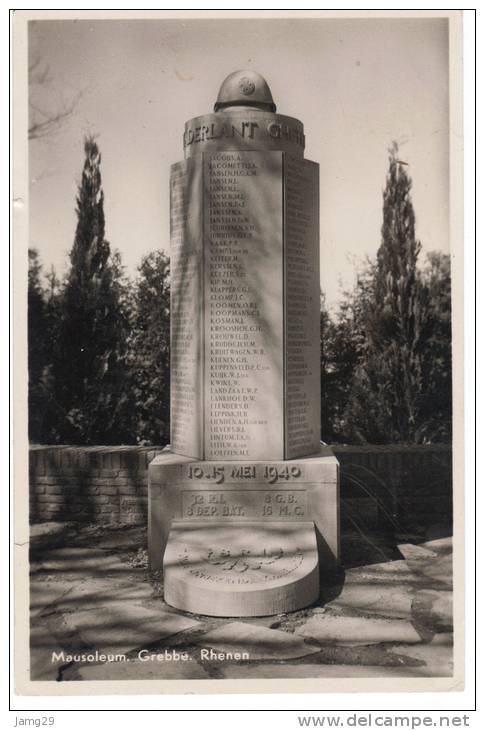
[128,251,171,445]
[320,294,334,441]
[342,143,428,443]
[320,261,376,443]
[52,137,133,443]
[28,249,45,380]
[28,251,63,441]
[320,295,353,443]
[28,248,48,441]
[418,251,452,441]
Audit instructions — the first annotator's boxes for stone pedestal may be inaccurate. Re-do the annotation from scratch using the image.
[148,446,340,592]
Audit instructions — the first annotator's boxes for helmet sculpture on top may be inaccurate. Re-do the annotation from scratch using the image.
[214,70,277,113]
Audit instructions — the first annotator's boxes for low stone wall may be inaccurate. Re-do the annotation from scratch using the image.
[29,444,452,531]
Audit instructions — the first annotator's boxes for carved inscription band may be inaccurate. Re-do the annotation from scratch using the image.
[183,113,305,158]
[182,489,308,520]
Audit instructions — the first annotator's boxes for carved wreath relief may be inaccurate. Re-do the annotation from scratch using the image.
[176,545,304,585]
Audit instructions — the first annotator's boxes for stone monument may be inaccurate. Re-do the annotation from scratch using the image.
[148,70,340,617]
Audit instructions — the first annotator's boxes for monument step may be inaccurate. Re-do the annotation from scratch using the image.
[163,521,319,617]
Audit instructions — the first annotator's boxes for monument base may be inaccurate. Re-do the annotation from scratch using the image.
[148,445,339,617]
[164,521,319,617]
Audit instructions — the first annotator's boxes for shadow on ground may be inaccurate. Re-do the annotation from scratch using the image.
[29,517,453,683]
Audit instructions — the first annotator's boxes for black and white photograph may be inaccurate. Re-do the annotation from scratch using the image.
[12,9,465,697]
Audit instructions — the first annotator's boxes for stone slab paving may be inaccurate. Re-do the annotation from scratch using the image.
[74,527,148,552]
[61,602,200,656]
[37,548,131,576]
[30,623,68,681]
[30,522,78,541]
[326,583,414,619]
[418,555,453,588]
[422,537,453,554]
[295,614,422,647]
[52,578,156,614]
[195,621,321,661]
[386,633,453,677]
[398,539,453,589]
[397,544,438,561]
[413,589,453,631]
[28,523,454,682]
[343,559,428,585]
[30,578,78,617]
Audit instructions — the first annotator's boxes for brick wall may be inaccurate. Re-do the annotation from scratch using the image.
[29,444,452,531]
[29,446,163,525]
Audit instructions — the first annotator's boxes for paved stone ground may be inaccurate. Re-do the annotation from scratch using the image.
[29,522,453,682]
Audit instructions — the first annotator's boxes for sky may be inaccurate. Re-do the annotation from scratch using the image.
[28,16,449,308]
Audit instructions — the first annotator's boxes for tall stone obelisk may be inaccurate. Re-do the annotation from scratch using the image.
[149,71,339,617]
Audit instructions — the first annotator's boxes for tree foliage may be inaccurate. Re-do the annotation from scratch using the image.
[28,250,62,441]
[51,137,133,443]
[28,249,48,441]
[336,144,451,443]
[418,251,452,440]
[128,251,171,445]
[320,260,376,443]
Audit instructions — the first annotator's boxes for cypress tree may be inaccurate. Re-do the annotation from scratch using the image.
[343,143,427,443]
[53,136,132,443]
